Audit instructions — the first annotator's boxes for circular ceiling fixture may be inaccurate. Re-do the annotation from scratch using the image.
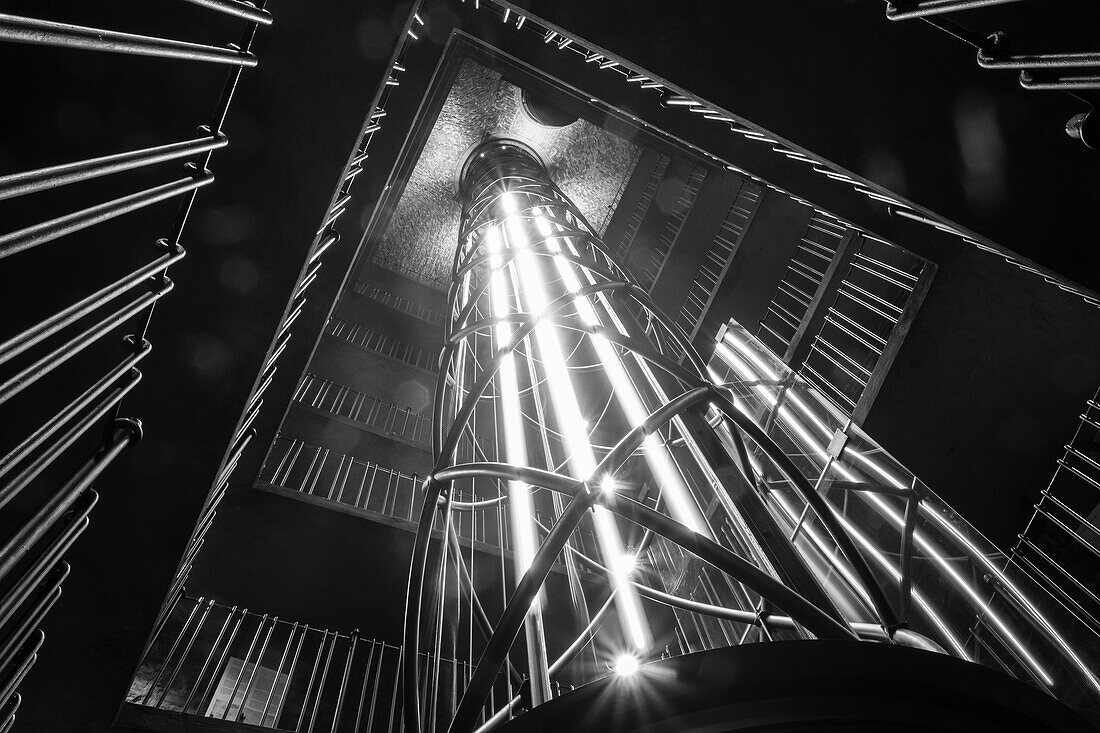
[519,88,580,127]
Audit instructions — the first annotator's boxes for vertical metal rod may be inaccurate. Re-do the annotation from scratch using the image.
[385,647,401,733]
[366,643,387,733]
[308,450,330,495]
[140,600,206,706]
[306,629,338,733]
[259,621,299,725]
[235,615,279,722]
[274,624,310,728]
[329,455,347,500]
[297,630,330,732]
[182,605,237,713]
[196,607,248,714]
[898,492,919,624]
[155,598,216,708]
[331,630,359,732]
[222,614,269,719]
[352,639,376,733]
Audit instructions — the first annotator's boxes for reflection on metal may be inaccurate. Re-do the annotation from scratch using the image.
[399,138,1100,733]
[0,4,271,724]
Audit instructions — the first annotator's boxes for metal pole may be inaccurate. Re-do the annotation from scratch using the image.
[0,420,140,585]
[0,176,213,260]
[0,13,258,65]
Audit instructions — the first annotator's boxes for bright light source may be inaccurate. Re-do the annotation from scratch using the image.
[599,475,617,493]
[615,554,637,578]
[613,654,640,677]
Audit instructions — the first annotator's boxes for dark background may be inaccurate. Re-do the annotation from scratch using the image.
[0,1,1097,729]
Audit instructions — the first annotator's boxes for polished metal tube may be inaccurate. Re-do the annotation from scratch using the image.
[156,599,216,708]
[887,0,1024,20]
[0,632,44,710]
[306,629,338,733]
[330,631,358,732]
[0,516,87,631]
[0,13,258,65]
[978,49,1100,70]
[1020,71,1100,91]
[0,174,212,260]
[141,596,205,705]
[297,630,330,731]
[0,283,166,407]
[0,347,147,481]
[175,0,273,24]
[0,136,225,202]
[352,640,376,733]
[0,421,136,587]
[221,614,269,719]
[235,615,278,722]
[0,568,66,675]
[260,622,299,724]
[0,694,19,733]
[273,623,309,727]
[0,247,180,367]
[183,605,239,713]
[0,375,140,512]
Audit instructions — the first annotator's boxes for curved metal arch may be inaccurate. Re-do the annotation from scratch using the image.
[455,195,635,285]
[433,461,856,644]
[452,226,630,296]
[448,245,628,341]
[446,261,712,403]
[705,387,901,631]
[407,137,918,733]
[438,386,859,733]
[450,311,706,397]
[432,280,629,462]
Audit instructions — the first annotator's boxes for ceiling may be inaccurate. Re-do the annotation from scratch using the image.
[368,57,641,289]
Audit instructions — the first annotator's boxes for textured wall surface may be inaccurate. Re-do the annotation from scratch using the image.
[369,59,640,289]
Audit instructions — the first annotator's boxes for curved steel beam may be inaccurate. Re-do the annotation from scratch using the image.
[707,388,901,631]
[434,461,857,644]
[439,387,858,733]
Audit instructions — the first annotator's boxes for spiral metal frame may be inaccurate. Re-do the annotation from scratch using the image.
[399,138,931,733]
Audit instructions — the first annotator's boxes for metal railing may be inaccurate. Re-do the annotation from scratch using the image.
[259,437,422,522]
[127,594,580,732]
[758,214,848,355]
[350,282,447,327]
[328,318,439,374]
[880,1,1098,147]
[257,435,574,556]
[124,10,429,719]
[712,321,1100,713]
[676,179,762,340]
[294,374,433,447]
[612,154,668,261]
[639,164,705,290]
[1008,388,1100,637]
[0,3,272,723]
[800,234,926,414]
[126,595,452,731]
[594,148,640,237]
